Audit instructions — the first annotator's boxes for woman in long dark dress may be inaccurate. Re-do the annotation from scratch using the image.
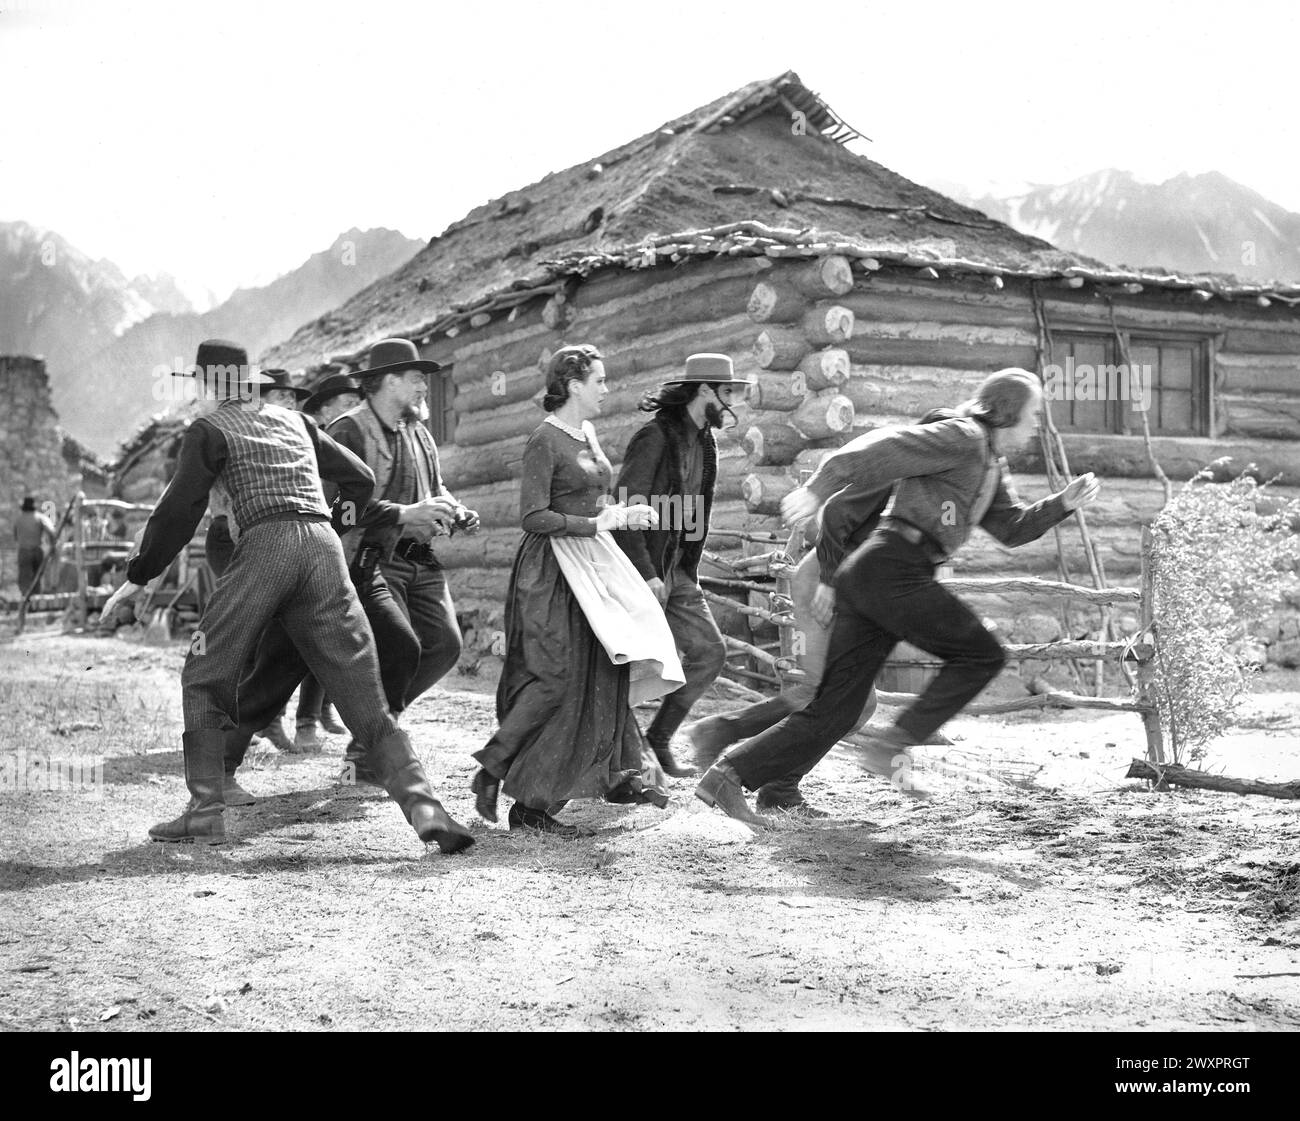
[471,345,684,835]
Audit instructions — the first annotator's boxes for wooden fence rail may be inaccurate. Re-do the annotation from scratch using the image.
[708,530,1166,764]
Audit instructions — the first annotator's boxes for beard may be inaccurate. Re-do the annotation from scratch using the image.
[401,398,427,422]
[703,400,736,430]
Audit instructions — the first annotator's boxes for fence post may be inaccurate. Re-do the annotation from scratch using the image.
[72,492,88,630]
[1137,526,1166,764]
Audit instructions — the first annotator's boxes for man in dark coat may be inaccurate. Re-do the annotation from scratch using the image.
[612,353,750,777]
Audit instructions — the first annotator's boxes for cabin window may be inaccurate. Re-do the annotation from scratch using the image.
[423,368,457,445]
[1046,331,1209,437]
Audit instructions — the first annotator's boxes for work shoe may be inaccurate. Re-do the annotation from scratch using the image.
[507,802,583,838]
[471,768,500,823]
[684,716,735,767]
[648,737,696,778]
[755,789,829,817]
[695,761,769,827]
[847,729,931,800]
[258,717,294,753]
[293,720,327,753]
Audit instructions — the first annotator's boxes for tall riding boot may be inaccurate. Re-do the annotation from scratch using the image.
[369,731,475,854]
[150,730,226,844]
[645,696,698,777]
[338,739,383,789]
[221,727,257,807]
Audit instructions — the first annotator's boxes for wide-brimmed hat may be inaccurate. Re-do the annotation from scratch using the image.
[304,372,363,413]
[358,338,443,380]
[659,353,753,386]
[183,339,250,376]
[257,369,313,401]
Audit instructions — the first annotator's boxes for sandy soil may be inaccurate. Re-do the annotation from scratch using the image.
[1,629,1298,1032]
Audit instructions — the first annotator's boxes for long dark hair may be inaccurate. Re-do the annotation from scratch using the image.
[543,344,603,411]
[638,381,704,414]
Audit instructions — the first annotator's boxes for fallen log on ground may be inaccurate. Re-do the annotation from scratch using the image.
[1125,759,1300,799]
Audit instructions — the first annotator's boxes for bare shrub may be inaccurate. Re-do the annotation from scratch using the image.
[1149,470,1300,762]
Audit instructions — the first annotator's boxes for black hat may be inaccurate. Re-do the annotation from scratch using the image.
[358,338,443,380]
[258,369,313,401]
[21,496,36,511]
[185,339,250,376]
[304,372,363,413]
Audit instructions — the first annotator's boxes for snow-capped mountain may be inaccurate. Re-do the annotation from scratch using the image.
[952,170,1300,284]
[1,225,424,455]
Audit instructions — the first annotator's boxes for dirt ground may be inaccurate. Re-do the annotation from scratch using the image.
[2,628,1299,1032]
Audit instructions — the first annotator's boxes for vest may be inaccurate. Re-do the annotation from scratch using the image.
[201,401,329,531]
[328,401,443,564]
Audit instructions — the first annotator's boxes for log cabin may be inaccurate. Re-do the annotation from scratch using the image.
[246,72,1300,675]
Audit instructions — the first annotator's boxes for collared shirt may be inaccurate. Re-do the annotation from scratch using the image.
[806,416,1068,559]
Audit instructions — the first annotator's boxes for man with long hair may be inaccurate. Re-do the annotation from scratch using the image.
[611,353,751,778]
[695,368,1101,824]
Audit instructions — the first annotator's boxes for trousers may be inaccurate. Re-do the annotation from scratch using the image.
[726,530,1005,791]
[711,550,877,799]
[182,519,398,752]
[644,567,727,746]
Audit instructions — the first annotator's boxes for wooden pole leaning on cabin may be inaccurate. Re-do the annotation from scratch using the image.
[1030,283,1086,690]
[72,493,88,630]
[1031,282,1119,694]
[1136,526,1167,764]
[1106,298,1174,508]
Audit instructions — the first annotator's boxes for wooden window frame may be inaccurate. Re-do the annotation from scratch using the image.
[1047,328,1214,438]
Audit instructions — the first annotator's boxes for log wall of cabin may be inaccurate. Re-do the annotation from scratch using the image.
[411,255,1300,672]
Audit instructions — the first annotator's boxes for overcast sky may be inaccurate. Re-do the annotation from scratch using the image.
[2,0,1297,299]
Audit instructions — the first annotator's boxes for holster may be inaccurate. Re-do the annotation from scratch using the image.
[351,543,382,579]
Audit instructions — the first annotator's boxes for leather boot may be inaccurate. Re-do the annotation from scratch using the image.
[258,714,294,753]
[471,768,500,823]
[150,730,226,844]
[695,760,769,828]
[293,719,327,753]
[337,740,383,789]
[756,775,828,817]
[223,763,256,807]
[369,731,475,854]
[646,735,696,778]
[683,716,736,768]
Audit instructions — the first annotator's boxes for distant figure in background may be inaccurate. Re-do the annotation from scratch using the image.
[107,507,130,540]
[15,496,57,595]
